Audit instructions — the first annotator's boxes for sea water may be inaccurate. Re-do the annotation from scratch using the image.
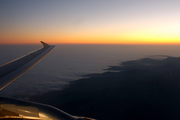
[0,44,180,99]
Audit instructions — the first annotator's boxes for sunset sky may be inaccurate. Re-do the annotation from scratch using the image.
[1,0,180,44]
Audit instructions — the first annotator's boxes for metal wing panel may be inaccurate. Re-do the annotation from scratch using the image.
[0,42,55,91]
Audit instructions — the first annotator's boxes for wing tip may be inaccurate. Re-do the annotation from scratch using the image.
[40,41,49,47]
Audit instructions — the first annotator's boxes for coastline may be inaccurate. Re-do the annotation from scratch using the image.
[30,55,180,120]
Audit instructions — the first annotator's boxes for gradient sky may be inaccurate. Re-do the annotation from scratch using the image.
[1,0,180,44]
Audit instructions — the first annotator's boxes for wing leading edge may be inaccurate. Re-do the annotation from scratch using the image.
[0,41,55,91]
[0,42,96,120]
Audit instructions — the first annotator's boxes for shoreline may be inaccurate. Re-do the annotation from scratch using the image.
[30,55,180,120]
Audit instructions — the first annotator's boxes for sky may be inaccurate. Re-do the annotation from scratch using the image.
[0,0,180,44]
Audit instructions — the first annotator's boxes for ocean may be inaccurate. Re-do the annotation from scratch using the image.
[0,44,180,99]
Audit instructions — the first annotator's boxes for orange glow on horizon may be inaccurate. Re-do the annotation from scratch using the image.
[1,38,180,45]
[1,23,180,45]
[1,15,180,45]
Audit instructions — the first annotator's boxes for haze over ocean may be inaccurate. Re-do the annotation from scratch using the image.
[1,44,180,99]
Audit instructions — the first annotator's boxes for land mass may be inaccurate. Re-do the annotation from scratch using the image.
[30,55,180,120]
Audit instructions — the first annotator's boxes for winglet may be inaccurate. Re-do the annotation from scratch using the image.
[40,41,49,47]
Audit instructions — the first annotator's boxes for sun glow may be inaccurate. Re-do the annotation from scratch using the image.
[1,1,180,45]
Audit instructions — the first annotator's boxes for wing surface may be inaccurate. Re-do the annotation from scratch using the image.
[0,41,55,91]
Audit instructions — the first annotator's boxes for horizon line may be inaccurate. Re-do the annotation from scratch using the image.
[1,42,180,45]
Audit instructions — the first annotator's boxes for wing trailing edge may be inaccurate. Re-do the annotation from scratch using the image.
[0,41,55,91]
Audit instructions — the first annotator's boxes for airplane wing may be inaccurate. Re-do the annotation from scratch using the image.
[0,42,95,120]
[0,41,55,91]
